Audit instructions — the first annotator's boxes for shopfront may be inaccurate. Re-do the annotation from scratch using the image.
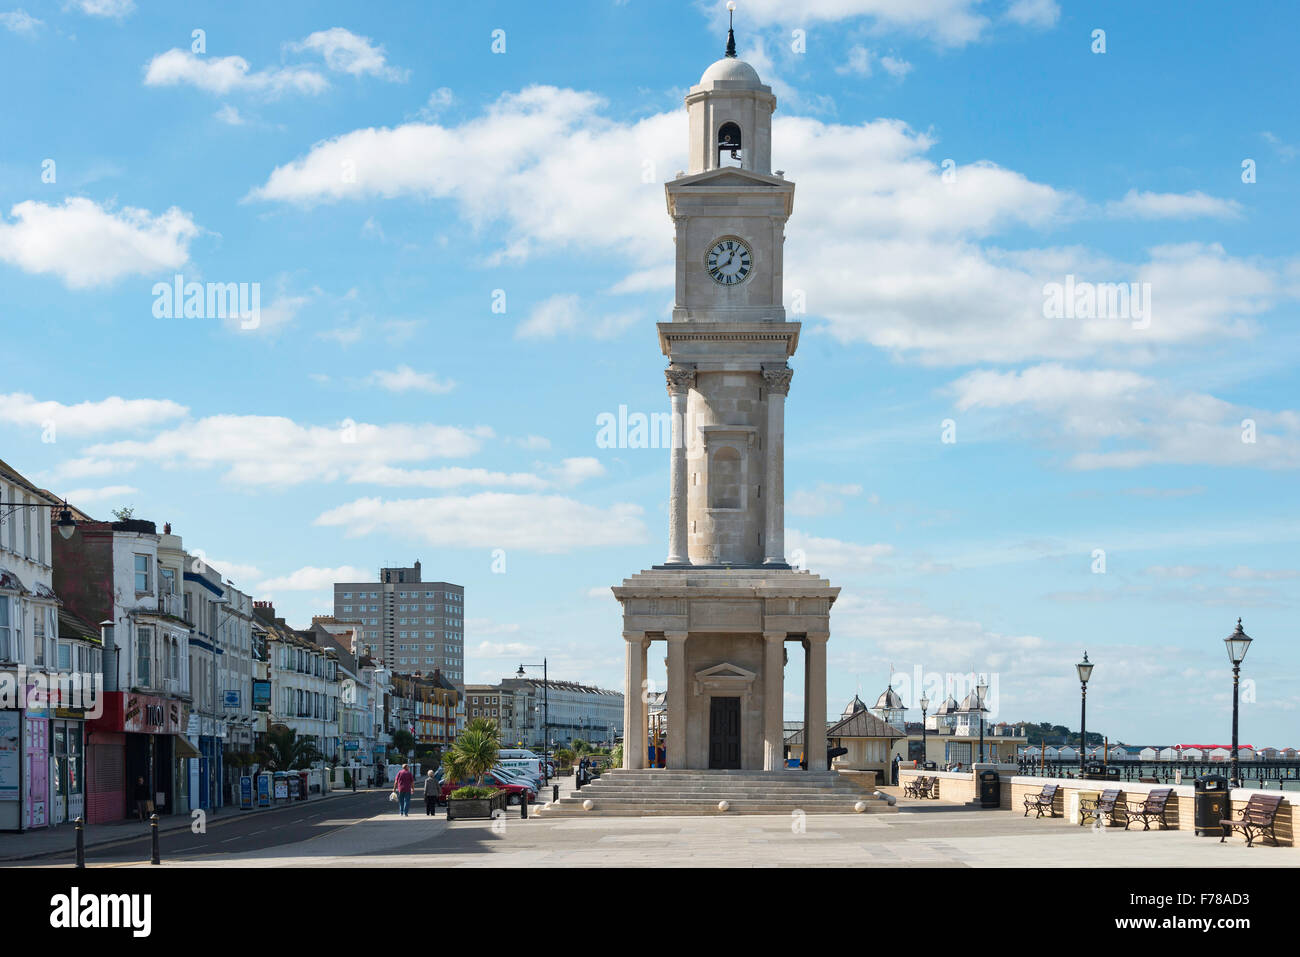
[86,691,186,821]
[51,711,85,825]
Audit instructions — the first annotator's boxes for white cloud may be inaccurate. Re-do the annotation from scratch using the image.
[144,49,328,97]
[950,363,1300,469]
[369,365,455,395]
[315,493,648,552]
[1004,0,1060,28]
[546,457,606,486]
[70,0,133,17]
[287,28,408,81]
[249,87,1293,366]
[1105,189,1243,220]
[510,435,552,451]
[254,565,372,591]
[214,104,245,126]
[0,9,41,33]
[787,482,863,517]
[1226,565,1300,581]
[85,415,493,488]
[837,45,873,76]
[0,392,188,436]
[728,0,991,47]
[516,293,640,340]
[787,529,893,571]
[879,55,913,78]
[473,640,534,658]
[44,457,135,482]
[347,465,547,491]
[61,484,139,504]
[203,558,262,584]
[0,198,199,289]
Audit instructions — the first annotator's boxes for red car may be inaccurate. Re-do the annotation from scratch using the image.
[440,771,536,805]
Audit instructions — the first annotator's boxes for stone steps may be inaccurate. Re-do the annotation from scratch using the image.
[532,768,896,818]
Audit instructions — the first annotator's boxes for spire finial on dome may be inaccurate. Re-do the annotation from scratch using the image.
[725,1,737,58]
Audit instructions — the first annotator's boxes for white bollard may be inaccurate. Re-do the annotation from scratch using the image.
[718,800,730,812]
[854,801,867,813]
[582,799,594,811]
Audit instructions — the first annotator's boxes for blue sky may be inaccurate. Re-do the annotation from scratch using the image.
[1,0,1297,745]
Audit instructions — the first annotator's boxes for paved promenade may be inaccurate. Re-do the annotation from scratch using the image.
[60,791,1295,868]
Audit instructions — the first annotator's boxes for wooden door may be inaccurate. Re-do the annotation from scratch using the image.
[708,697,741,769]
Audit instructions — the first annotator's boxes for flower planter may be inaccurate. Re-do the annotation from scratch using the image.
[446,789,510,821]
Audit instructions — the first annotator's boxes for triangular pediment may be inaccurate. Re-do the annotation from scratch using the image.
[670,167,790,190]
[694,661,757,682]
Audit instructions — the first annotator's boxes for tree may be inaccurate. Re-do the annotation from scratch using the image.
[262,727,322,770]
[391,729,415,755]
[441,720,500,786]
[111,506,135,521]
[572,739,591,755]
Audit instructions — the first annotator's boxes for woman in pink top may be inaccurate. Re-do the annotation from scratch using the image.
[393,764,414,816]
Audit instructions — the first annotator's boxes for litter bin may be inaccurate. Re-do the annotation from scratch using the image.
[1083,761,1107,780]
[978,769,1001,808]
[922,761,937,771]
[1193,774,1230,837]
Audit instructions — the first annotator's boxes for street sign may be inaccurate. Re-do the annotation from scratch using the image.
[223,690,241,709]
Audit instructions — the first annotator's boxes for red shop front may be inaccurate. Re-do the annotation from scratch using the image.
[86,692,185,823]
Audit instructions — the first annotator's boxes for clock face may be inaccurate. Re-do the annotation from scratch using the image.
[706,238,752,285]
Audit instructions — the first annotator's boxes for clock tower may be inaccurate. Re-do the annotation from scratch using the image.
[614,16,839,774]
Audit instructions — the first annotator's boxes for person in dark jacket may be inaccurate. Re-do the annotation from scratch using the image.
[134,776,150,822]
[423,769,439,815]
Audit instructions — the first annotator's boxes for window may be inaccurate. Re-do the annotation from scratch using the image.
[160,567,176,595]
[33,613,44,667]
[57,642,71,670]
[134,554,151,593]
[136,626,153,686]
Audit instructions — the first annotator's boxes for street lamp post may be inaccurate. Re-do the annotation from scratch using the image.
[212,596,233,812]
[1223,618,1253,788]
[0,499,79,539]
[976,678,988,764]
[1076,652,1094,775]
[516,661,549,783]
[919,694,929,767]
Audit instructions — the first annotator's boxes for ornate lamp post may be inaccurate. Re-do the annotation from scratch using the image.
[1076,652,1094,774]
[516,661,549,782]
[976,678,988,763]
[919,694,930,767]
[0,498,78,539]
[1223,619,1252,788]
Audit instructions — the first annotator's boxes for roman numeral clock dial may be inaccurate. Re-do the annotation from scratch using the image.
[706,237,752,285]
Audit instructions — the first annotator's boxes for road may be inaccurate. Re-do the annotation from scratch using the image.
[12,789,398,867]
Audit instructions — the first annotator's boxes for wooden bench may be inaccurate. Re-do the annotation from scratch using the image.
[1024,783,1059,818]
[1220,793,1284,847]
[1125,788,1173,831]
[1079,788,1126,827]
[903,776,927,798]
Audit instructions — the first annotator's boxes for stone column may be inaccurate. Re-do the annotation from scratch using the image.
[803,633,829,770]
[763,631,785,770]
[762,366,793,564]
[665,631,688,769]
[665,365,695,564]
[623,631,647,769]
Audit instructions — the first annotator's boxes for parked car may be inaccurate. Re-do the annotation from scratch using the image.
[440,770,536,805]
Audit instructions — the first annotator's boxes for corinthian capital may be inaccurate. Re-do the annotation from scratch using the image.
[762,365,793,396]
[665,364,696,396]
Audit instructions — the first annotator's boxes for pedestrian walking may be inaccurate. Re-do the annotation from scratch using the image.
[393,763,414,816]
[424,769,439,815]
[134,776,151,822]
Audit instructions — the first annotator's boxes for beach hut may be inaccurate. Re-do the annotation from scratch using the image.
[1158,746,1178,761]
[1206,746,1231,762]
[1177,746,1204,761]
[1056,745,1077,759]
[1282,748,1298,761]
[1139,746,1161,761]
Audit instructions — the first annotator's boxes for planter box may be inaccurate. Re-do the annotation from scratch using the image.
[447,790,509,821]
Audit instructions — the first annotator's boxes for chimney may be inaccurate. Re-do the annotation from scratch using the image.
[163,522,172,535]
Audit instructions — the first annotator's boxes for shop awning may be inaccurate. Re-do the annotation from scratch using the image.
[173,735,202,759]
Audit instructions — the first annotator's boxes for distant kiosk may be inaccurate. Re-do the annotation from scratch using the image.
[612,20,839,771]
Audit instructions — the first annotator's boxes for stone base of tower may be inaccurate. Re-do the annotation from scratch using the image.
[613,566,838,772]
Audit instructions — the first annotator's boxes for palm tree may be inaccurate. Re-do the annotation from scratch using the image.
[442,720,501,787]
[262,727,322,770]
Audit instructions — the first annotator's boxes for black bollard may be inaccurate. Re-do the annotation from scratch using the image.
[74,816,85,869]
[552,783,559,803]
[521,790,529,819]
[150,813,160,865]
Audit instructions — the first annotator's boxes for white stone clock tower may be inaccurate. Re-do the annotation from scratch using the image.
[613,17,839,774]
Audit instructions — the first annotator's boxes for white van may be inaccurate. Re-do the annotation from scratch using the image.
[497,749,543,786]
